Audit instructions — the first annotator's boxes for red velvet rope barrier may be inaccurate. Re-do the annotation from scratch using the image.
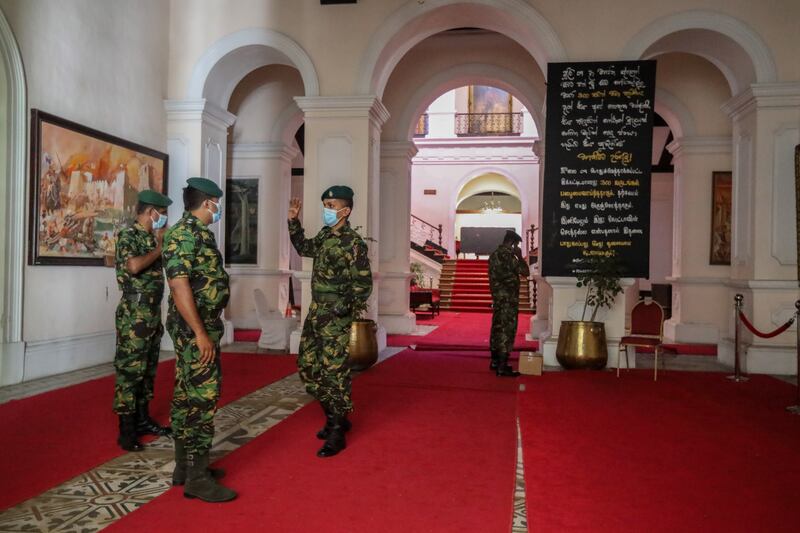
[738,311,795,338]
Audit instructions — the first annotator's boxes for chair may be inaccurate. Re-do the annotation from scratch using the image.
[253,288,298,351]
[616,299,665,381]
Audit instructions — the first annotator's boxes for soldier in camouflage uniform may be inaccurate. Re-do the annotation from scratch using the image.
[489,230,529,377]
[288,185,373,458]
[163,177,234,503]
[113,189,173,452]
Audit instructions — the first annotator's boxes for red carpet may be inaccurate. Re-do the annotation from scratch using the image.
[519,370,800,532]
[388,311,538,352]
[0,353,297,511]
[107,349,519,533]
[233,329,261,342]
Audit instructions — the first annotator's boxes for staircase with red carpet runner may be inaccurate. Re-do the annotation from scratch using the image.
[519,370,800,532]
[0,353,298,511]
[106,349,519,533]
[439,259,533,313]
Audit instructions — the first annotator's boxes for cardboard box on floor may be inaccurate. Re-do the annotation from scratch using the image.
[519,352,543,376]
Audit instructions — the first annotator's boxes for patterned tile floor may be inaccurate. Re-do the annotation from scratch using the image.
[2,347,791,533]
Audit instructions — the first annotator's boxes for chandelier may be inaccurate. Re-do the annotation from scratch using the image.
[480,192,503,214]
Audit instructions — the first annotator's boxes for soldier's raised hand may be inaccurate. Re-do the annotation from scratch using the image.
[288,197,302,221]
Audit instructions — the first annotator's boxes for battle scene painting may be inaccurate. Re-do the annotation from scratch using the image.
[29,110,168,266]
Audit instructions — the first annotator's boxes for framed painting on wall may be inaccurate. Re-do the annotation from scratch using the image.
[225,178,259,265]
[468,85,513,114]
[28,109,168,266]
[710,171,732,265]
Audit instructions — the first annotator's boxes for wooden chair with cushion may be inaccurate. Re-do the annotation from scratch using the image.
[616,299,666,381]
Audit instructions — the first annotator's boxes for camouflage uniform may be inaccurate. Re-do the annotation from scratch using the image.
[163,212,230,455]
[113,222,164,414]
[489,244,529,353]
[289,218,372,416]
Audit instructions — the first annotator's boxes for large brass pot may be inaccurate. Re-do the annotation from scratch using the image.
[347,319,378,371]
[556,321,608,370]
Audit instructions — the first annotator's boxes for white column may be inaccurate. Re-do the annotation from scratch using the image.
[379,141,418,334]
[718,83,800,374]
[663,136,732,345]
[529,139,550,339]
[227,143,298,329]
[164,99,237,346]
[427,90,456,138]
[289,96,390,351]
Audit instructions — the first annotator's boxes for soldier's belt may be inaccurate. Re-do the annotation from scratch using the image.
[312,292,343,303]
[122,292,163,305]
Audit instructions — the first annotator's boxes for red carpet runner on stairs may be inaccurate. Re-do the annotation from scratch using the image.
[518,371,800,532]
[0,353,297,511]
[107,349,519,533]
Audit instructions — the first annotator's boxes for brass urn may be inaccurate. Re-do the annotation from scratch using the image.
[555,321,608,370]
[347,319,378,371]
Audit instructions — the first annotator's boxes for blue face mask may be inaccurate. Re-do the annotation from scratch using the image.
[323,207,345,227]
[151,212,168,230]
[207,200,222,224]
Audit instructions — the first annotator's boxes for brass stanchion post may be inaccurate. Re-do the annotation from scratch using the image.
[787,300,800,414]
[727,294,749,382]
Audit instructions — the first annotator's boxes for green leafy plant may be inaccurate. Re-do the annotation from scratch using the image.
[575,253,624,322]
[410,261,425,287]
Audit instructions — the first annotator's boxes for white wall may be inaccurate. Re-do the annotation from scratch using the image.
[0,0,169,380]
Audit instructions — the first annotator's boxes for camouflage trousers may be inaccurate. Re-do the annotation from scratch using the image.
[169,319,223,455]
[490,292,520,354]
[113,298,164,414]
[297,301,353,416]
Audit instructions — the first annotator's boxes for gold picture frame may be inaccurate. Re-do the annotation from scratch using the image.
[710,171,732,265]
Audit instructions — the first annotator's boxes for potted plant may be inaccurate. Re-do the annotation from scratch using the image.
[346,227,379,371]
[555,254,624,369]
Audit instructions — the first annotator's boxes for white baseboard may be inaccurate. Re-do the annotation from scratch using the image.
[0,341,26,386]
[718,339,797,375]
[23,331,116,382]
[664,320,719,344]
[378,312,416,334]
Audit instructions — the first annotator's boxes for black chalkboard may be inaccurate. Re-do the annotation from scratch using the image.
[541,61,656,277]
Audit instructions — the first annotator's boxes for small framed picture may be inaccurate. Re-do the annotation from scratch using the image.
[709,171,732,265]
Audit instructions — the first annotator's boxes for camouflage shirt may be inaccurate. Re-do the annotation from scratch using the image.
[163,212,230,325]
[288,219,373,310]
[115,222,163,295]
[489,244,529,296]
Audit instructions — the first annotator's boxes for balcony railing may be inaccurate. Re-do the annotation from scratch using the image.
[414,113,429,137]
[454,112,523,136]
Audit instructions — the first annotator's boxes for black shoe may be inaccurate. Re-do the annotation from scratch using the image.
[317,409,352,440]
[172,439,226,486]
[117,414,144,452]
[495,353,520,378]
[183,452,237,503]
[317,416,347,458]
[135,402,172,437]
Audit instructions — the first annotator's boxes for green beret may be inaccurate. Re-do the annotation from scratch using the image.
[505,230,523,243]
[186,177,223,198]
[321,185,354,202]
[137,189,172,208]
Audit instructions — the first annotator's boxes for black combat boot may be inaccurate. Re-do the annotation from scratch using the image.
[317,415,348,458]
[172,439,226,486]
[183,452,237,503]
[117,414,144,452]
[317,404,352,440]
[495,353,520,378]
[489,350,500,371]
[135,402,172,437]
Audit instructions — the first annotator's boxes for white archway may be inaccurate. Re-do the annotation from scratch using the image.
[621,10,777,95]
[187,28,320,107]
[654,88,696,140]
[357,0,566,97]
[448,166,531,255]
[385,62,544,141]
[0,7,25,358]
